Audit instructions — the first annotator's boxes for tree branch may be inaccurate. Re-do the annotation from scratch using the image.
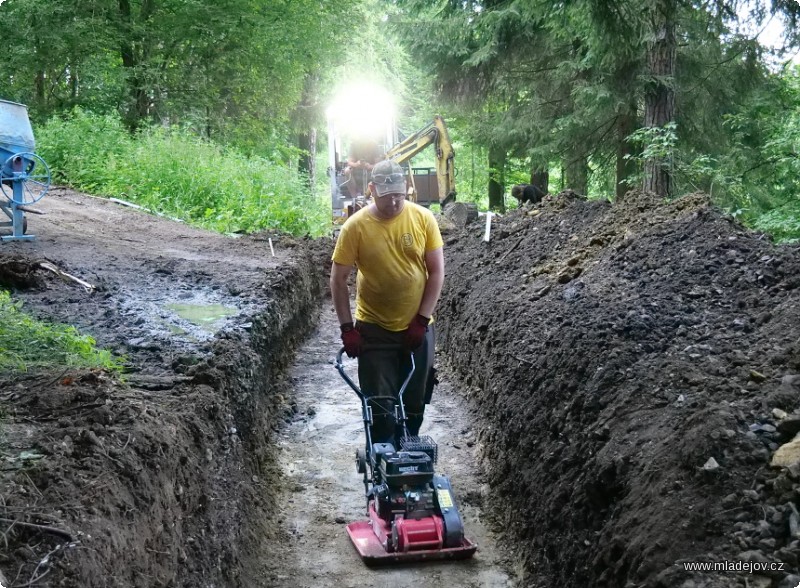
[0,518,75,543]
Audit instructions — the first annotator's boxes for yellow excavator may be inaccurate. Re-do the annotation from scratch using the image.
[328,113,476,227]
[384,115,456,208]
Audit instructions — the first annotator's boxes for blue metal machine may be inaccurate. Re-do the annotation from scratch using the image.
[0,99,51,242]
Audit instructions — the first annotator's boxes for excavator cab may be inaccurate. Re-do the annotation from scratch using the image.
[326,85,397,227]
[326,85,470,229]
[408,167,440,207]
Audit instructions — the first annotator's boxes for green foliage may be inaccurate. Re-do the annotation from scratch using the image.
[619,88,800,242]
[37,110,330,236]
[392,0,645,196]
[752,204,800,242]
[623,121,751,204]
[0,0,120,120]
[35,109,131,190]
[0,0,366,151]
[0,291,122,373]
[626,123,678,167]
[389,0,800,207]
[622,123,677,191]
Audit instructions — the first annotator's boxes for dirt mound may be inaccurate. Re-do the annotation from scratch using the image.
[437,191,800,587]
[4,185,800,587]
[0,189,332,587]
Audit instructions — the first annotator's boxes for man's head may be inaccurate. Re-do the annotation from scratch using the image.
[369,160,407,218]
[371,160,406,196]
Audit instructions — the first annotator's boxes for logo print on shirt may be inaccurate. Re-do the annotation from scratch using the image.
[401,233,414,248]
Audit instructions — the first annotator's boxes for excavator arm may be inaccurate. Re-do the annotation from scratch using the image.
[384,115,456,206]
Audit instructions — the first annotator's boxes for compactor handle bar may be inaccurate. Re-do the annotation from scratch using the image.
[334,345,416,402]
[336,346,418,477]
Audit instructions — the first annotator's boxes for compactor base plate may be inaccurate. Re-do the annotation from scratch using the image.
[345,520,477,566]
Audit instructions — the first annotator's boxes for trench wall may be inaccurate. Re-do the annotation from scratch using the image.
[0,246,331,587]
[435,194,800,587]
[178,248,330,586]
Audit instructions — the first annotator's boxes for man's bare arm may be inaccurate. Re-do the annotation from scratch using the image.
[419,246,444,319]
[330,261,355,325]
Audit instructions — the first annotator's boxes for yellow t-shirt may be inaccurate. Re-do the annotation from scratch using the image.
[332,202,444,332]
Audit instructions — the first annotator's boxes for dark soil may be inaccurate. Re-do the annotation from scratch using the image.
[2,185,800,588]
[436,190,800,588]
[0,188,330,587]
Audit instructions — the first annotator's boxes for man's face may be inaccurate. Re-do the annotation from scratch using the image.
[371,186,406,218]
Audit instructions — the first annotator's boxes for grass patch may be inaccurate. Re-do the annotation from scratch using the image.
[0,291,123,373]
[37,109,330,237]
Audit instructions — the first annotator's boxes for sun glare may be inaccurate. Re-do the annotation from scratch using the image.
[326,82,396,138]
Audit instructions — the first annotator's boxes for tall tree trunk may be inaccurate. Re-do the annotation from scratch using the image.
[616,110,637,200]
[298,128,317,190]
[488,145,506,211]
[530,169,549,195]
[564,148,588,195]
[69,64,79,101]
[34,70,46,108]
[118,0,155,130]
[643,0,676,198]
[294,74,320,191]
[32,15,46,111]
[119,0,139,130]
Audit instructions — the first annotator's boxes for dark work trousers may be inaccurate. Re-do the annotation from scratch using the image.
[356,321,436,448]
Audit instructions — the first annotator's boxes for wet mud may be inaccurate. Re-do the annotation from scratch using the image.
[0,187,515,587]
[263,302,514,587]
[2,186,800,588]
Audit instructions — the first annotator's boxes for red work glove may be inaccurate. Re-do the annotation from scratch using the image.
[340,322,362,358]
[404,314,429,351]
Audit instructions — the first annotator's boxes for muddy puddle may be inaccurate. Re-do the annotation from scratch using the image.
[164,301,238,333]
[109,276,258,368]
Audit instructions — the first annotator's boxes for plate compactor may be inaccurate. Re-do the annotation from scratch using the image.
[335,347,477,565]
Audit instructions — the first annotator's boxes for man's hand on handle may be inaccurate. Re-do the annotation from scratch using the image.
[340,322,362,358]
[404,314,429,351]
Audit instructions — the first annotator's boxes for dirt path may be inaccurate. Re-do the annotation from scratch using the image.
[1,187,517,586]
[268,302,516,587]
[0,187,287,370]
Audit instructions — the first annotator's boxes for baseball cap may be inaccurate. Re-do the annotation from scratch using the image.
[371,160,406,197]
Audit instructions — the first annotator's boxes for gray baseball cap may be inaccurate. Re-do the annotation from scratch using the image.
[371,160,406,196]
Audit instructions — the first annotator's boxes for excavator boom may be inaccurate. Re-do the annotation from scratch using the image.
[385,115,456,206]
[327,112,464,230]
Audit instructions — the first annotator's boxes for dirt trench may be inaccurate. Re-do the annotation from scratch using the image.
[262,301,513,588]
[4,186,800,588]
[437,190,800,588]
[0,188,515,587]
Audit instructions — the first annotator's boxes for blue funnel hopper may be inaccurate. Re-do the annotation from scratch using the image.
[0,99,51,242]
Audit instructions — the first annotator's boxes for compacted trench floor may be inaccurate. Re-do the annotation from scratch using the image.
[265,300,516,588]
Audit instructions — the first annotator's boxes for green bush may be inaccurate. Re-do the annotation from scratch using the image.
[752,204,800,243]
[0,290,122,373]
[35,110,132,191]
[36,109,330,236]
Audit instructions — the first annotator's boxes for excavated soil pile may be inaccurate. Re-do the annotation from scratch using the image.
[0,189,332,587]
[436,190,800,588]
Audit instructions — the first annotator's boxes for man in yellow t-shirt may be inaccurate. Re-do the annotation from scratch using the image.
[330,159,445,447]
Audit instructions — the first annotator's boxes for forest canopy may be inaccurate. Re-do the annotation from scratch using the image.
[0,0,798,240]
